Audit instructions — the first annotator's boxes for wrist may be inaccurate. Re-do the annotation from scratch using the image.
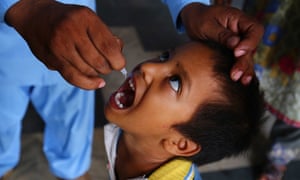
[0,0,18,23]
[180,3,208,27]
[179,3,209,38]
[5,0,57,28]
[5,0,62,40]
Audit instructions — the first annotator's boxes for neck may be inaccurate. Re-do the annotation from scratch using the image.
[115,134,172,180]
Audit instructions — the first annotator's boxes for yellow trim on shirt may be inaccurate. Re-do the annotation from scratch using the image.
[149,158,194,180]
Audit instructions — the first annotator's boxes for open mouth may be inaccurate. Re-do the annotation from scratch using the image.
[109,77,136,110]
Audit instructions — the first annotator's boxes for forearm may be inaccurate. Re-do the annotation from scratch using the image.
[161,0,210,32]
[5,0,59,36]
[0,0,19,23]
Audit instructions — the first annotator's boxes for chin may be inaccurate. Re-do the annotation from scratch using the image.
[104,104,115,122]
[104,104,123,125]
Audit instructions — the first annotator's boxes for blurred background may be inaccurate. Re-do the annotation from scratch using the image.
[9,0,300,179]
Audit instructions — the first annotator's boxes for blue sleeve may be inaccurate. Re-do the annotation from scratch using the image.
[0,0,18,23]
[0,0,95,24]
[161,0,210,32]
[193,164,202,180]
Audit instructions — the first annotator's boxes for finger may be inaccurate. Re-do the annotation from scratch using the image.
[202,21,239,48]
[109,36,126,70]
[241,70,254,85]
[241,60,254,85]
[230,53,253,82]
[88,21,126,71]
[208,7,263,56]
[58,62,106,90]
[68,46,102,76]
[226,35,240,49]
[198,20,242,50]
[115,36,124,51]
[234,16,264,57]
[96,35,126,70]
[195,7,243,48]
[75,36,113,75]
[49,32,100,77]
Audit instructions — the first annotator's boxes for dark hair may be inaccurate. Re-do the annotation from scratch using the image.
[173,40,265,166]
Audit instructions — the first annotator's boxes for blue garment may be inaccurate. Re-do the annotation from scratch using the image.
[0,0,95,179]
[0,84,94,179]
[161,0,210,32]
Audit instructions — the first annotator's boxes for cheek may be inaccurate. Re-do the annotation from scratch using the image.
[136,94,170,116]
[135,99,184,126]
[132,107,170,128]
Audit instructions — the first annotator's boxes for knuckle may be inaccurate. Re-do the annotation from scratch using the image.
[99,66,112,75]
[95,60,111,74]
[218,30,232,44]
[224,6,241,18]
[99,40,119,57]
[92,56,105,68]
[82,66,98,76]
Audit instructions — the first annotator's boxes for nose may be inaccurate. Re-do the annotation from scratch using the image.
[139,60,167,85]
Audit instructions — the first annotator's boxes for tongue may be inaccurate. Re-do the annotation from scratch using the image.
[119,90,135,108]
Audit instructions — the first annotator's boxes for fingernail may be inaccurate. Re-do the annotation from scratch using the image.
[98,81,106,88]
[232,70,243,81]
[243,76,252,85]
[235,49,246,57]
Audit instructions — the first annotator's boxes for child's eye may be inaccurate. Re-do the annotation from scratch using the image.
[169,75,181,92]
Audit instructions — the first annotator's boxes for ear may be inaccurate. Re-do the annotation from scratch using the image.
[163,137,201,157]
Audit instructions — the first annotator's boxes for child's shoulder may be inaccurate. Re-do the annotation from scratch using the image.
[148,158,201,180]
[104,123,119,132]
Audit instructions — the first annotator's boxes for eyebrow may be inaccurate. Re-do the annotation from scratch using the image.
[176,61,191,96]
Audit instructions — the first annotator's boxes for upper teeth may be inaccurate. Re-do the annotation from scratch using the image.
[129,79,135,91]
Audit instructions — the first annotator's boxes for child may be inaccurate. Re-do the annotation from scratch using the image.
[104,40,264,180]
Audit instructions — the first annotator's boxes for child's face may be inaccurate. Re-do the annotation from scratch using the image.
[105,42,220,138]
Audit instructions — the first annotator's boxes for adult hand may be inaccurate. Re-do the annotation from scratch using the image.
[180,3,264,85]
[5,0,125,90]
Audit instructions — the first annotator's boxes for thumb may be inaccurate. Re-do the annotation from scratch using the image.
[196,20,241,49]
[226,35,240,49]
[211,27,241,49]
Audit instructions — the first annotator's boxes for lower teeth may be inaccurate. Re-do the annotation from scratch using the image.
[115,92,125,108]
